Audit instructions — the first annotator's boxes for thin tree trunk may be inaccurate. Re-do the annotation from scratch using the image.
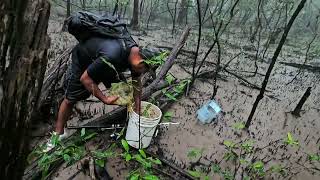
[67,0,71,17]
[131,0,139,30]
[0,0,50,179]
[292,87,312,117]
[113,0,119,16]
[140,0,145,17]
[177,0,188,25]
[245,0,307,129]
[191,0,202,80]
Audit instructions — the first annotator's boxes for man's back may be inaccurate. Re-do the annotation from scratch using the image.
[72,37,129,76]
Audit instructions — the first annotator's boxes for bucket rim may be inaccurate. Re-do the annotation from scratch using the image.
[130,101,162,121]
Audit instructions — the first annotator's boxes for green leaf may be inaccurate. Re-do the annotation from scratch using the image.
[222,170,234,180]
[165,74,175,85]
[125,153,132,161]
[223,151,238,161]
[152,158,162,165]
[285,132,299,146]
[241,140,254,153]
[252,161,264,170]
[232,122,245,130]
[188,170,202,178]
[243,176,251,180]
[121,139,130,152]
[164,92,177,101]
[95,159,105,167]
[139,149,147,159]
[101,57,120,79]
[163,112,173,122]
[129,173,140,180]
[223,140,235,148]
[63,154,71,162]
[143,174,160,180]
[239,158,248,165]
[50,133,59,146]
[288,132,293,142]
[82,132,98,141]
[81,128,86,137]
[308,154,320,161]
[187,148,202,159]
[211,164,221,173]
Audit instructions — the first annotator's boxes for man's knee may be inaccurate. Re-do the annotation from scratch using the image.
[63,98,75,107]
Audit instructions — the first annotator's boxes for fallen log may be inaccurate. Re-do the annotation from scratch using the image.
[279,62,320,73]
[38,46,74,109]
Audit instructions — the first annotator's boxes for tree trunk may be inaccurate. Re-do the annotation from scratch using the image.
[245,0,307,129]
[131,0,139,30]
[0,0,50,179]
[82,0,86,11]
[292,87,312,117]
[177,0,188,25]
[113,0,119,16]
[67,0,71,17]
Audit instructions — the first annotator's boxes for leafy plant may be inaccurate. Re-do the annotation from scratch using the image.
[249,161,265,178]
[308,154,320,161]
[161,79,191,102]
[240,140,255,153]
[28,129,97,179]
[142,104,153,118]
[187,148,203,160]
[143,51,169,66]
[163,111,173,122]
[223,140,236,149]
[284,132,299,146]
[188,167,209,180]
[119,139,162,179]
[232,122,245,130]
[269,164,287,176]
[165,73,175,85]
[92,144,116,167]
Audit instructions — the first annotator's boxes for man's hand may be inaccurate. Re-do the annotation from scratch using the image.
[81,70,119,105]
[103,96,119,105]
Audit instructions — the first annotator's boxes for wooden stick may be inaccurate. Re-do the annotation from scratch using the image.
[145,151,195,180]
[292,87,312,117]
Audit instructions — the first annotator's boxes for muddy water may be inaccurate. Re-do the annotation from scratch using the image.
[42,17,320,179]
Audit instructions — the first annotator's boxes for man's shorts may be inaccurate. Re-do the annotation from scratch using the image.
[63,65,91,103]
[63,65,121,103]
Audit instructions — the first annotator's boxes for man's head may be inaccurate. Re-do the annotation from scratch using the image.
[128,46,149,75]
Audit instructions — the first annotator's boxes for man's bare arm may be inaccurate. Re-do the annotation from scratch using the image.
[80,70,118,104]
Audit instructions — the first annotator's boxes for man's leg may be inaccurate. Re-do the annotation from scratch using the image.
[55,98,74,134]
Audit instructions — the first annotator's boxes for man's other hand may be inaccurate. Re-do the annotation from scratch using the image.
[103,96,119,105]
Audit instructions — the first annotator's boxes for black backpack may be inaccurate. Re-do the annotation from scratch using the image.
[67,11,137,50]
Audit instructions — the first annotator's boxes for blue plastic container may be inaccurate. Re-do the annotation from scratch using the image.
[197,100,221,124]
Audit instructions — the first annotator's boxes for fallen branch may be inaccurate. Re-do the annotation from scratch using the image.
[156,45,197,55]
[145,150,195,180]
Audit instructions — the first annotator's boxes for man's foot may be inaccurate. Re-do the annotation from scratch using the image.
[43,129,69,152]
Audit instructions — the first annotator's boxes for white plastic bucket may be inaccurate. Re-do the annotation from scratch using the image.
[125,101,162,149]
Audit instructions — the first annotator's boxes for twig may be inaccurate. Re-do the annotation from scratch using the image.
[145,151,195,180]
[89,158,96,180]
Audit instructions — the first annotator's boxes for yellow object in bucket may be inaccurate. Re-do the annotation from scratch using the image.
[109,81,133,108]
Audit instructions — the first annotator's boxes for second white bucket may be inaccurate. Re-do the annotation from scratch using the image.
[125,101,162,149]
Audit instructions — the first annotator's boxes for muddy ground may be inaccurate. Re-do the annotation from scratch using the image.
[28,13,320,180]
